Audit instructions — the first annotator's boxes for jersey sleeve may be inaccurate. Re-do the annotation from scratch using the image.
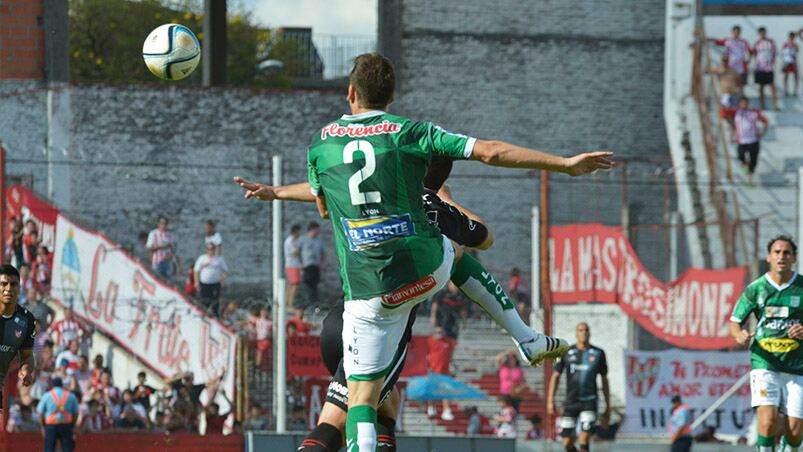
[553,354,566,374]
[730,283,757,323]
[307,148,322,196]
[598,349,608,376]
[22,315,36,349]
[414,121,476,160]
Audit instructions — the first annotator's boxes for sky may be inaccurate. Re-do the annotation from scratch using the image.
[237,0,377,36]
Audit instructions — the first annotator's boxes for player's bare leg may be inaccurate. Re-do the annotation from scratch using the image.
[757,405,779,451]
[782,415,803,452]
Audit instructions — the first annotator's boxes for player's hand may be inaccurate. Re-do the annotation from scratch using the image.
[233,176,278,201]
[734,329,754,346]
[18,365,34,386]
[788,324,803,340]
[563,152,616,177]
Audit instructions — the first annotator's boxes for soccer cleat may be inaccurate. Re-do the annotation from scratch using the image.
[516,334,570,367]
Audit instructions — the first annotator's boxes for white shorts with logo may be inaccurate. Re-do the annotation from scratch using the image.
[750,368,803,419]
[342,235,454,381]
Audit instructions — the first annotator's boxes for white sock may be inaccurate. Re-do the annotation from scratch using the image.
[458,274,536,344]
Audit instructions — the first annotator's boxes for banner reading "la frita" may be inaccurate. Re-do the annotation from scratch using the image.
[549,224,747,349]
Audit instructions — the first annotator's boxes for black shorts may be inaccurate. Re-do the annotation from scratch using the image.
[755,70,774,85]
[322,303,418,412]
[422,190,488,248]
[558,401,598,437]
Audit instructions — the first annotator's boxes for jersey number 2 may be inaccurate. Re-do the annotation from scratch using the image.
[343,140,381,205]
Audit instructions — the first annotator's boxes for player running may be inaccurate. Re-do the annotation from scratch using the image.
[251,52,613,451]
[0,264,37,412]
[730,235,803,452]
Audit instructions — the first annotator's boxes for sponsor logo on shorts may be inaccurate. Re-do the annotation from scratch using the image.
[381,275,437,307]
[321,120,401,140]
[342,214,415,251]
[758,338,800,353]
[0,344,15,352]
[759,388,769,398]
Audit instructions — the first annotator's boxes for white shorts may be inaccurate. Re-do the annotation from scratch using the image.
[750,369,803,419]
[342,235,455,380]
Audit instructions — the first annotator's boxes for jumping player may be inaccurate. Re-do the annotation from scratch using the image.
[0,264,37,412]
[250,53,613,451]
[730,235,803,452]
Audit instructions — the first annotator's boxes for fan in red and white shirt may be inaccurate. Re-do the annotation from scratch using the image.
[146,216,178,278]
[252,306,273,369]
[734,97,769,184]
[712,25,751,81]
[55,339,82,379]
[49,308,88,352]
[80,399,113,433]
[782,32,799,96]
[753,27,778,110]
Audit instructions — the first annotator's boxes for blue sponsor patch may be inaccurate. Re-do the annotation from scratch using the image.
[341,214,415,251]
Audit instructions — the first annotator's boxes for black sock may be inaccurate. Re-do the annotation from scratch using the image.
[579,443,590,452]
[376,415,397,452]
[297,422,342,452]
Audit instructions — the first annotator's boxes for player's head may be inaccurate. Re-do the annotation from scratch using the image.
[575,322,590,345]
[348,53,396,110]
[732,25,741,37]
[423,158,454,191]
[766,234,797,274]
[0,264,21,307]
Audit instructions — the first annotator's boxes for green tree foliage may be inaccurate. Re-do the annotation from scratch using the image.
[69,0,284,85]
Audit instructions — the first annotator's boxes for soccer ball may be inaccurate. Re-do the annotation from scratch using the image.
[142,24,201,81]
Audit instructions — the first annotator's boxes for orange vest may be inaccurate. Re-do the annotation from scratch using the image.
[669,404,692,437]
[45,389,73,425]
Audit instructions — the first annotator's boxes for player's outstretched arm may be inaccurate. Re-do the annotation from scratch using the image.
[470,140,615,176]
[729,321,753,346]
[233,177,315,202]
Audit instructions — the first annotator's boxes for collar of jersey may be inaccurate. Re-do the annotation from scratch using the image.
[764,272,798,291]
[340,110,386,121]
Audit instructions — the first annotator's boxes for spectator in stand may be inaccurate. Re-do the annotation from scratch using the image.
[146,216,179,279]
[465,406,481,435]
[18,264,32,306]
[79,399,111,433]
[669,395,693,452]
[133,371,156,412]
[243,403,269,430]
[221,302,249,330]
[707,53,744,136]
[37,377,79,452]
[734,96,769,185]
[22,219,38,264]
[525,414,544,440]
[753,26,779,110]
[114,389,149,430]
[289,405,306,431]
[495,350,526,414]
[286,309,314,336]
[72,355,92,398]
[509,267,525,300]
[253,306,272,369]
[7,405,41,432]
[595,407,624,441]
[55,339,81,379]
[26,288,54,330]
[298,222,324,309]
[193,243,230,315]
[426,326,457,421]
[203,389,232,435]
[32,245,51,294]
[151,411,168,434]
[8,216,24,266]
[494,396,518,438]
[97,369,121,409]
[33,341,56,400]
[711,25,752,84]
[50,307,88,352]
[782,32,799,96]
[284,224,303,312]
[430,282,466,340]
[89,354,109,388]
[203,220,222,256]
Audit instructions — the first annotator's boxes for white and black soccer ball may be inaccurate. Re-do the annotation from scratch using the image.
[142,24,201,81]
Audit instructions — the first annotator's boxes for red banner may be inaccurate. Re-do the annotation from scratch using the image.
[549,224,747,349]
[288,335,429,378]
[5,184,59,266]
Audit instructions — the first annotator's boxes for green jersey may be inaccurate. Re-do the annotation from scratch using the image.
[307,110,475,300]
[731,273,803,375]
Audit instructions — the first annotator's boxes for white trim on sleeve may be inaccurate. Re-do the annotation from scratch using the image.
[463,137,477,159]
[310,187,319,196]
[729,315,744,323]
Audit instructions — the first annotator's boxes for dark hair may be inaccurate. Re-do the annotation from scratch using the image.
[791,32,797,39]
[758,26,766,33]
[423,158,454,191]
[671,395,682,404]
[291,224,302,233]
[732,25,741,31]
[138,371,146,378]
[500,395,514,406]
[350,53,395,109]
[205,219,216,227]
[0,264,20,280]
[51,377,63,388]
[767,235,797,255]
[530,414,542,425]
[308,222,319,231]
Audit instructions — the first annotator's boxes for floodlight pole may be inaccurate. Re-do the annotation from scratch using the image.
[272,155,287,432]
